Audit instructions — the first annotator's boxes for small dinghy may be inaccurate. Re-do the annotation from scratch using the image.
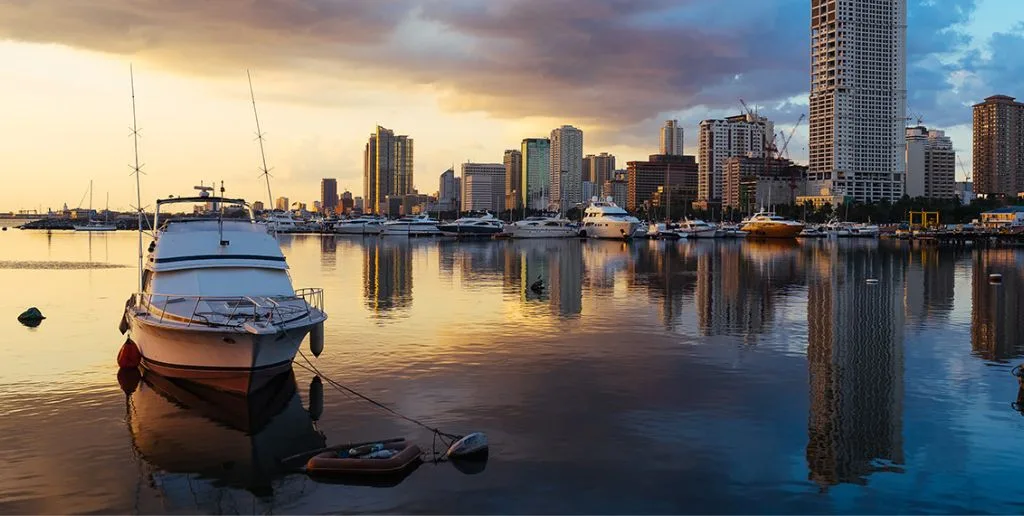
[306,439,421,477]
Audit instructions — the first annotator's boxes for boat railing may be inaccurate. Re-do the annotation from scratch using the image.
[134,287,325,329]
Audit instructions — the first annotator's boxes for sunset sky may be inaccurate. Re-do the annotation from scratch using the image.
[1,0,1020,212]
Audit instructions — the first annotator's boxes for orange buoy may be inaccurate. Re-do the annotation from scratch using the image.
[117,338,141,368]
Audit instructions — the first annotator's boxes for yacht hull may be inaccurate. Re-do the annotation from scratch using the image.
[581,221,638,240]
[335,225,383,235]
[509,227,577,238]
[437,224,503,237]
[380,224,442,237]
[128,316,314,394]
[73,225,117,232]
[740,223,804,239]
[679,228,718,239]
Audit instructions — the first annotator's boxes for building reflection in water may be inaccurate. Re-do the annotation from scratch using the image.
[517,240,582,317]
[627,241,695,327]
[903,246,957,325]
[805,244,905,490]
[126,368,324,511]
[320,235,337,270]
[363,238,413,316]
[971,249,1024,361]
[694,240,802,339]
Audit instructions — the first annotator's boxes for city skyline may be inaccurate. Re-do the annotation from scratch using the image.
[0,0,1020,211]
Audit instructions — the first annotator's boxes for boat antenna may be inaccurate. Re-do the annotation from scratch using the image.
[218,180,228,246]
[129,64,146,293]
[247,69,273,210]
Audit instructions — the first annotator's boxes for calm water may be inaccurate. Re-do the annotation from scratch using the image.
[2,229,1024,514]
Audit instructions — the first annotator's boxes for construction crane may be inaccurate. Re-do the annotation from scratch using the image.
[779,113,806,159]
[957,155,971,182]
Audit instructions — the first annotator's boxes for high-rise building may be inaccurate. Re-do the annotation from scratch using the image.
[972,95,1024,197]
[364,126,414,214]
[698,114,774,201]
[905,126,956,199]
[461,163,506,213]
[251,201,265,213]
[438,168,460,212]
[602,179,628,208]
[626,154,699,211]
[354,196,364,212]
[320,178,338,214]
[585,152,616,186]
[660,119,685,156]
[274,196,289,211]
[723,156,807,211]
[581,181,597,204]
[521,138,551,211]
[807,0,907,203]
[550,125,584,212]
[341,190,354,213]
[504,149,523,212]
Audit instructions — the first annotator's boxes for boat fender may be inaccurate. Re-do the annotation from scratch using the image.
[990,273,1003,284]
[308,376,324,421]
[446,432,488,459]
[309,322,325,357]
[117,338,141,369]
[865,278,879,284]
[118,296,134,335]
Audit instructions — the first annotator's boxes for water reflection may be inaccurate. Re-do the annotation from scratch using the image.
[126,368,324,512]
[805,243,906,490]
[903,247,958,325]
[628,242,695,328]
[516,240,583,317]
[971,249,1024,361]
[363,239,413,317]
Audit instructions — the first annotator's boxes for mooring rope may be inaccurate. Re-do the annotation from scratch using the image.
[295,351,463,453]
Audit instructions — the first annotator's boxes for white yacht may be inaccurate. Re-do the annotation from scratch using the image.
[437,212,505,237]
[334,215,386,235]
[120,192,327,394]
[380,214,443,237]
[676,219,718,239]
[648,222,682,240]
[509,216,577,238]
[848,222,880,238]
[580,197,641,239]
[261,210,305,234]
[719,224,749,238]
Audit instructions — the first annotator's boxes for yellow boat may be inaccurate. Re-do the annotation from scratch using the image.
[740,210,805,239]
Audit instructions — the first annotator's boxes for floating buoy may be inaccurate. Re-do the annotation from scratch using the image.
[309,323,325,357]
[308,376,324,421]
[990,273,1003,284]
[117,366,141,394]
[446,432,489,459]
[17,307,45,327]
[2,227,7,231]
[117,338,141,368]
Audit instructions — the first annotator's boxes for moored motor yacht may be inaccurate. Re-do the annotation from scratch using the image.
[334,215,386,235]
[798,225,828,238]
[580,197,641,239]
[719,224,749,238]
[739,210,805,238]
[380,214,443,237]
[121,191,328,394]
[261,210,306,234]
[676,219,718,239]
[648,222,682,240]
[509,216,577,238]
[437,212,505,237]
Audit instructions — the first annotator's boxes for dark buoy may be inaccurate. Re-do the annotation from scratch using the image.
[17,307,45,327]
[117,367,141,394]
[309,322,325,357]
[2,226,7,231]
[530,275,544,293]
[117,338,141,368]
[309,376,324,421]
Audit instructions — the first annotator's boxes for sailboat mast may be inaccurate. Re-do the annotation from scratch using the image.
[247,70,273,209]
[665,163,670,222]
[89,180,93,213]
[130,64,144,293]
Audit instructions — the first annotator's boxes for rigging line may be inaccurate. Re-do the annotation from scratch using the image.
[296,351,462,444]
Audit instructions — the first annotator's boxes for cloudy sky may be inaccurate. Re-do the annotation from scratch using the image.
[1,0,1020,212]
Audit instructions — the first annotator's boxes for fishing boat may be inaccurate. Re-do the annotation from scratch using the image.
[73,181,116,231]
[740,210,805,238]
[121,189,328,394]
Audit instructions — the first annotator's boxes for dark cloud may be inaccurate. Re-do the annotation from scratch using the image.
[0,0,994,142]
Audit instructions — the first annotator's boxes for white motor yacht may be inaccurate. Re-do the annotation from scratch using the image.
[261,210,305,234]
[848,223,880,237]
[719,224,749,238]
[676,219,718,239]
[120,192,327,394]
[509,216,577,238]
[580,197,641,239]
[380,214,443,237]
[334,215,386,235]
[798,225,828,238]
[437,212,505,237]
[648,222,682,240]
